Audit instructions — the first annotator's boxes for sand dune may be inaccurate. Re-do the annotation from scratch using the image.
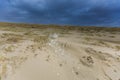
[0,24,120,80]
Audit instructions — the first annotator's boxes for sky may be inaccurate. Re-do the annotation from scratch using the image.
[0,0,120,27]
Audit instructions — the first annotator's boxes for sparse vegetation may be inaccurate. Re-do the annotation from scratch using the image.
[109,35,115,38]
[115,46,120,51]
[85,48,113,61]
[4,45,16,52]
[84,37,91,41]
[1,33,23,44]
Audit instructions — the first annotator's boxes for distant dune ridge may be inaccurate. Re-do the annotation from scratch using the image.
[0,22,120,80]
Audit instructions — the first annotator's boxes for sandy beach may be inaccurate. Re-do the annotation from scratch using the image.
[0,23,120,80]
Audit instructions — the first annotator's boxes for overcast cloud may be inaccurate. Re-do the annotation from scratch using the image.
[0,0,120,27]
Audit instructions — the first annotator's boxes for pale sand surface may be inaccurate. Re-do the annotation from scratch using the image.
[0,24,120,80]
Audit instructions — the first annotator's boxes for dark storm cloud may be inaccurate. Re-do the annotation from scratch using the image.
[0,0,120,27]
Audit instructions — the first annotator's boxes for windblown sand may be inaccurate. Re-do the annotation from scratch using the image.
[0,24,120,80]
